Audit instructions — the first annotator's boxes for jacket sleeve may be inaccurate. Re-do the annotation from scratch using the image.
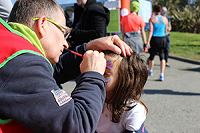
[0,52,106,133]
[53,44,86,85]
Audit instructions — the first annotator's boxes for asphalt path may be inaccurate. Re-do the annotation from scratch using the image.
[62,53,200,133]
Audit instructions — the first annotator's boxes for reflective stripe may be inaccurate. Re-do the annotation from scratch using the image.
[0,119,12,124]
[0,50,54,74]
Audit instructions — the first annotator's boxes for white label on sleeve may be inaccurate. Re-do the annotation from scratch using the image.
[51,89,72,106]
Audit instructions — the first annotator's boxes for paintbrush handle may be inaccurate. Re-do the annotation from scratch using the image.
[65,49,83,57]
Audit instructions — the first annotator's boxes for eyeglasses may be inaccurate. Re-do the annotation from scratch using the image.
[32,17,71,39]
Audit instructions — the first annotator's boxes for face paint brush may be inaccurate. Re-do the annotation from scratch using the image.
[65,49,83,57]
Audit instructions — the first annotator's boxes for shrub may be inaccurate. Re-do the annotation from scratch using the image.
[172,6,200,33]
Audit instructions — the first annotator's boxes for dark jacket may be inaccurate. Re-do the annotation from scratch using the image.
[67,0,110,49]
[0,18,106,133]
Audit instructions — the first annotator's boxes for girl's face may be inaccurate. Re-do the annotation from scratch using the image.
[104,55,122,102]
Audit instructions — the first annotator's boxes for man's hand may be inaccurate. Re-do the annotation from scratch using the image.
[85,35,132,57]
[80,50,106,75]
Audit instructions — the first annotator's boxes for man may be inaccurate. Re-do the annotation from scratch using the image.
[0,0,132,133]
[162,6,172,67]
[67,0,110,50]
[66,0,110,83]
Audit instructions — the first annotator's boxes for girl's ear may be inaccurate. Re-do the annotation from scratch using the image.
[36,16,48,38]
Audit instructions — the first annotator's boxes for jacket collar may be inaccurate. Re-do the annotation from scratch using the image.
[8,22,46,56]
[84,0,96,8]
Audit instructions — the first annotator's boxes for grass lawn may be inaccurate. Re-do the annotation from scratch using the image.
[118,31,200,61]
[169,32,200,61]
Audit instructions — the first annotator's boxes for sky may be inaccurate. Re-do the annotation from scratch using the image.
[11,0,108,5]
[55,0,77,4]
[11,0,77,5]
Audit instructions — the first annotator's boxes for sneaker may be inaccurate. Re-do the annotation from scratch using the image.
[158,74,164,81]
[148,70,153,76]
[166,62,171,67]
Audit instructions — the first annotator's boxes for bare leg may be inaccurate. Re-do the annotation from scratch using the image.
[149,60,154,70]
[160,59,166,74]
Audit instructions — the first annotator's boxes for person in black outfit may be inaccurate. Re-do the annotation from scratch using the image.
[67,0,110,50]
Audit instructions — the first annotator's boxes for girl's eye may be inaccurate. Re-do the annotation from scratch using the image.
[104,73,109,76]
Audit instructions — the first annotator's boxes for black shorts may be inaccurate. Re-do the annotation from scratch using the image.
[148,36,168,61]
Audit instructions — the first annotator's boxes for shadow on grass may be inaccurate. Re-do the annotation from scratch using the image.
[144,89,200,96]
[172,44,200,47]
[168,56,200,65]
[180,67,200,73]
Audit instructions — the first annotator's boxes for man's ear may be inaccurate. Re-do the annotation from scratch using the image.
[36,16,48,38]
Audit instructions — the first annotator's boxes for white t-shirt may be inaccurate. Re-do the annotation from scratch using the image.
[96,101,146,133]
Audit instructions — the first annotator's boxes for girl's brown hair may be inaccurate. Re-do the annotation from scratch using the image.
[104,51,148,123]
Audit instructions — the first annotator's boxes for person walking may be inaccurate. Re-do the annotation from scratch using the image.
[162,6,172,67]
[120,1,147,54]
[0,0,132,132]
[147,4,168,81]
[66,0,110,50]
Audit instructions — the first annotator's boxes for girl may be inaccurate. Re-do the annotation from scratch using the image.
[96,51,148,133]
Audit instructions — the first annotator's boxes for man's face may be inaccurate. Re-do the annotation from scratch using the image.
[41,8,68,64]
[77,0,87,7]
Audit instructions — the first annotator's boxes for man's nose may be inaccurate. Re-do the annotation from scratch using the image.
[63,40,69,49]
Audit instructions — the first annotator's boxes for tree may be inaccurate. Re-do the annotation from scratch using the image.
[195,0,200,6]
